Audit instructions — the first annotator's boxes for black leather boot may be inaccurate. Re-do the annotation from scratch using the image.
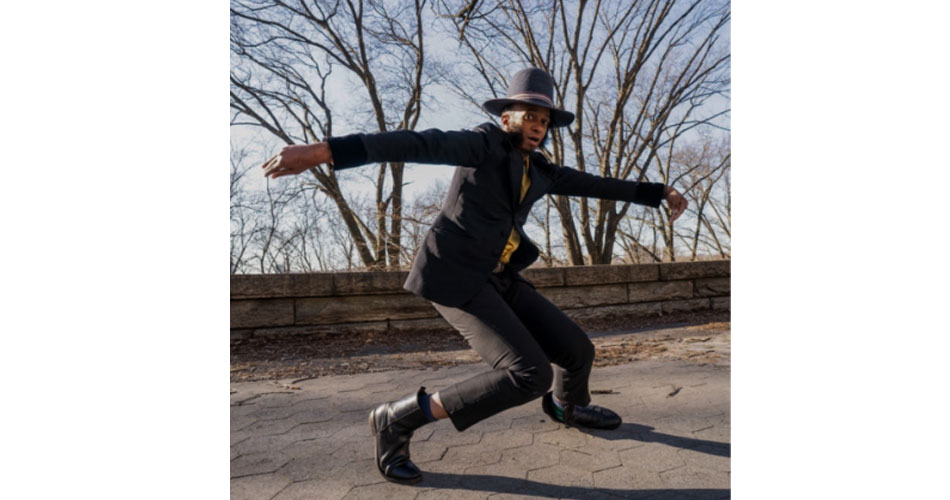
[368,386,431,484]
[542,391,622,430]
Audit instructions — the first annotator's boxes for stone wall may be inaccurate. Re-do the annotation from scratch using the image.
[230,260,730,338]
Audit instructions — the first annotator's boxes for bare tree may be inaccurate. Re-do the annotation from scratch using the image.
[400,178,448,263]
[676,135,730,259]
[230,146,257,273]
[616,214,661,264]
[230,0,434,270]
[620,133,730,261]
[527,194,567,267]
[232,140,342,273]
[433,0,730,264]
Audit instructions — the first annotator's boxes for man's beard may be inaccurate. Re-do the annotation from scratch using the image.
[505,129,548,151]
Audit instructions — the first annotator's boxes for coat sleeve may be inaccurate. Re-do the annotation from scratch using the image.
[547,165,667,208]
[326,126,495,171]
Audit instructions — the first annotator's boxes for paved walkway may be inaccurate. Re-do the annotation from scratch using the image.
[231,359,730,499]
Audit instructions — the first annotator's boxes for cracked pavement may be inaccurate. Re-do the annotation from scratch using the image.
[231,337,730,500]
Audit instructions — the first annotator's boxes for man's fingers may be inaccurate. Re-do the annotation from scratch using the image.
[266,164,305,179]
[263,156,287,178]
[262,157,279,173]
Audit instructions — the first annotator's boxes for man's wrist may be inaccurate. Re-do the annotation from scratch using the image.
[307,143,326,166]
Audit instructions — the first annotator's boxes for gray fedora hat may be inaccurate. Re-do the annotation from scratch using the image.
[482,68,574,127]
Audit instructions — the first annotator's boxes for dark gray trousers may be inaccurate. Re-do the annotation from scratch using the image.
[431,267,595,431]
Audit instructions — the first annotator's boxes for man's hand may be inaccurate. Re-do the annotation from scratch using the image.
[664,186,688,223]
[262,142,333,179]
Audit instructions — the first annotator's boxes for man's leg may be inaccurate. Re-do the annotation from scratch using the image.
[431,279,555,432]
[504,277,594,407]
[505,276,621,430]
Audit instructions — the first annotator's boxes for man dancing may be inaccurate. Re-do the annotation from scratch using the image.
[261,68,688,484]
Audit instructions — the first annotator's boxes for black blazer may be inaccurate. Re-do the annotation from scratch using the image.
[327,123,666,307]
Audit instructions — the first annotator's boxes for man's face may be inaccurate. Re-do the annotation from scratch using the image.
[501,104,551,152]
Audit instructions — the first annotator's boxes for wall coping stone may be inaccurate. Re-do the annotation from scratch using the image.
[658,260,730,280]
[231,261,729,299]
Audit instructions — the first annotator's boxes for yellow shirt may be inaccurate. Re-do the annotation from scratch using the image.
[499,154,531,265]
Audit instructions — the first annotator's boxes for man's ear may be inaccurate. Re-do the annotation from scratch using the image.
[500,113,510,128]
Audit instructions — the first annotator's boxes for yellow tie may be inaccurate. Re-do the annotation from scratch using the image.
[499,155,531,265]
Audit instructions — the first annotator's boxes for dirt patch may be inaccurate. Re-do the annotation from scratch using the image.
[592,321,730,368]
[231,314,730,382]
[231,329,474,382]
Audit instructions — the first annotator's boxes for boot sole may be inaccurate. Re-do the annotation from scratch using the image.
[368,407,423,485]
[382,473,423,485]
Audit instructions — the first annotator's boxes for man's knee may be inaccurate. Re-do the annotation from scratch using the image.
[580,338,595,365]
[508,361,553,398]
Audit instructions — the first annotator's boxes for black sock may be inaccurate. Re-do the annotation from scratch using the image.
[420,393,437,422]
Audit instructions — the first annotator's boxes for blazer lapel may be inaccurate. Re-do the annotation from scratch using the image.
[508,152,525,208]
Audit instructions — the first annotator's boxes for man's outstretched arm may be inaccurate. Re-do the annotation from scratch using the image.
[549,166,688,222]
[262,126,494,179]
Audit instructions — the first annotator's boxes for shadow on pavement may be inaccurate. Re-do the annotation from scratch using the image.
[419,472,729,499]
[578,423,730,457]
